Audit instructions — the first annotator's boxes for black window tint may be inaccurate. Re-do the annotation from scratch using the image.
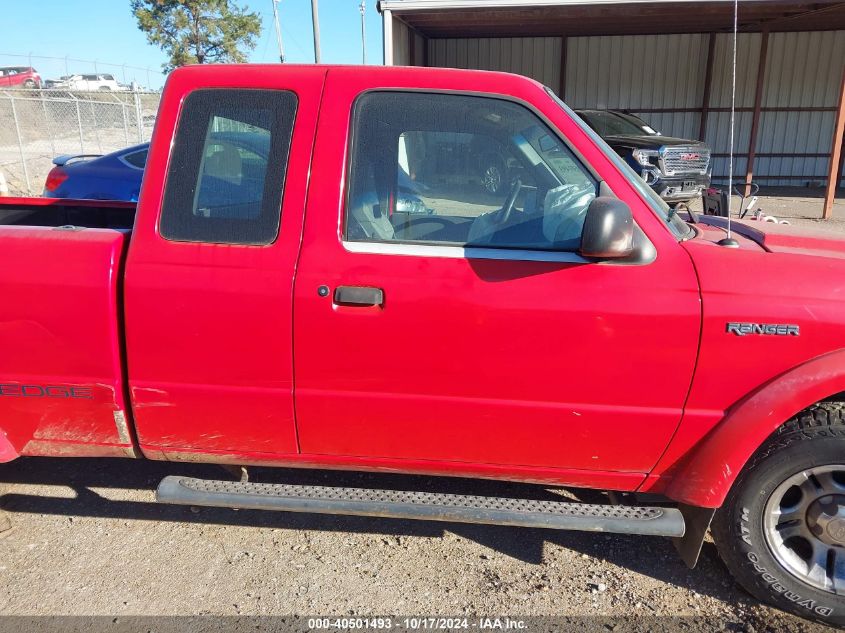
[160,89,297,245]
[123,149,148,169]
[346,92,597,252]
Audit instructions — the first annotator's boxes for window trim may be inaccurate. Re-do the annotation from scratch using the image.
[118,149,147,171]
[341,88,604,259]
[158,87,298,246]
[343,239,590,264]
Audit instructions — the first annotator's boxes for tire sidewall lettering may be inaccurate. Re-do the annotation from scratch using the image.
[745,551,834,617]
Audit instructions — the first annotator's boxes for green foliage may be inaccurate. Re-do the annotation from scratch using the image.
[131,0,262,72]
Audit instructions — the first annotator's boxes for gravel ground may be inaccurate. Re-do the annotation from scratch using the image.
[0,457,836,631]
[689,186,845,235]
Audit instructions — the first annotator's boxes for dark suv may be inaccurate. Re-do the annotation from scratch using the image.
[575,109,711,205]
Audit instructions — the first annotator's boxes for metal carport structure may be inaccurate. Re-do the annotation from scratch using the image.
[378,0,845,218]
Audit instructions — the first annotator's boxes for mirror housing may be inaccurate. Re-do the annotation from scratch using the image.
[579,197,635,259]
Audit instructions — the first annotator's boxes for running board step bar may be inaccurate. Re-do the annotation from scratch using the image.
[156,476,685,538]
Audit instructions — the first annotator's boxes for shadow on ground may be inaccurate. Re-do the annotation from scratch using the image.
[0,456,743,607]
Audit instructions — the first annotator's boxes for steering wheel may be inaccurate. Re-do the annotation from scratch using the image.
[497,178,522,225]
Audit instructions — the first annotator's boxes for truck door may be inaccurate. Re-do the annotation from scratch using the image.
[125,68,324,455]
[293,69,701,477]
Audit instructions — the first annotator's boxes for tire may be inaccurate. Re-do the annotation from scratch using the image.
[23,79,36,89]
[480,157,507,196]
[712,402,845,627]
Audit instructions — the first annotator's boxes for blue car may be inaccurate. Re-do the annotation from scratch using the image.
[43,132,273,203]
[44,144,148,201]
[44,134,432,214]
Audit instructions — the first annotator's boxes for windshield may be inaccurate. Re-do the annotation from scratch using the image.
[547,89,692,240]
[577,110,658,137]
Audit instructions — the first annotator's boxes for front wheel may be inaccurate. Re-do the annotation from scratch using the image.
[23,79,36,89]
[712,403,845,626]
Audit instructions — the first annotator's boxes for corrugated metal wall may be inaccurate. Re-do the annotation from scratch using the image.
[757,31,845,186]
[399,30,845,188]
[565,33,707,142]
[704,32,761,185]
[392,17,428,67]
[392,17,411,65]
[428,37,562,93]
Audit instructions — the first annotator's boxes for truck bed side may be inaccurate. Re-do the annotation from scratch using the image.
[0,218,134,461]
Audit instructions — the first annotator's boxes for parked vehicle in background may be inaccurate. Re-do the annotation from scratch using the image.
[576,109,711,205]
[54,73,125,91]
[3,64,845,627]
[44,137,431,212]
[0,66,42,89]
[43,144,149,201]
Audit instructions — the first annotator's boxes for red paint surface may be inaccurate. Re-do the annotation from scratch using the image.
[2,66,845,510]
[293,67,700,473]
[0,224,131,456]
[124,65,325,455]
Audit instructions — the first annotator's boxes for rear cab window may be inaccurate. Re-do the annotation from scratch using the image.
[159,89,297,245]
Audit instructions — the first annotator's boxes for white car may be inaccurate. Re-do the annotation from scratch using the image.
[57,74,125,91]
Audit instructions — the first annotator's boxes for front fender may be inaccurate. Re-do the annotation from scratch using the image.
[661,348,845,508]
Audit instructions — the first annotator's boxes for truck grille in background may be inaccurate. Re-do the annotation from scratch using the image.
[660,146,710,176]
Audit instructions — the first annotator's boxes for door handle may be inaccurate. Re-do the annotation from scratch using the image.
[333,286,384,307]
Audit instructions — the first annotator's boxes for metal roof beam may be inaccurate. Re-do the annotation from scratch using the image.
[378,0,745,11]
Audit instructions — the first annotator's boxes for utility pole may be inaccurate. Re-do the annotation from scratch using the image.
[271,0,286,63]
[359,1,367,65]
[311,0,322,64]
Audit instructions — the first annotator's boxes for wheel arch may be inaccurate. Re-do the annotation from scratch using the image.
[661,348,845,509]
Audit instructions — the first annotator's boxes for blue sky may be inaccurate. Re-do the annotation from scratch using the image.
[0,0,384,89]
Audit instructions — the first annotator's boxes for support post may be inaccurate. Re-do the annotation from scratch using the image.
[90,101,102,154]
[134,91,144,143]
[10,97,31,194]
[311,0,322,64]
[744,30,769,196]
[823,63,845,219]
[383,9,393,66]
[698,33,716,141]
[122,102,130,146]
[272,0,286,63]
[360,0,367,65]
[41,93,55,156]
[558,36,568,100]
[75,98,85,152]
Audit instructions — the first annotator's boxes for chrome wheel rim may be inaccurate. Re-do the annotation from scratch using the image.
[763,465,845,595]
[483,165,502,194]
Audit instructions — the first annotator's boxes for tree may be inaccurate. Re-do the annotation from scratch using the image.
[132,0,262,72]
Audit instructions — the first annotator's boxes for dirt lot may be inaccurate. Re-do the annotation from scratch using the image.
[0,457,836,631]
[688,186,845,235]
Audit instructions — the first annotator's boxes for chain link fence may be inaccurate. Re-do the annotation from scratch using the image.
[0,89,161,196]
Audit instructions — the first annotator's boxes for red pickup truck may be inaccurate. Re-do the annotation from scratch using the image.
[2,65,844,625]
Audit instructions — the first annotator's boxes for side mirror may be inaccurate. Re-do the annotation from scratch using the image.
[579,197,634,259]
